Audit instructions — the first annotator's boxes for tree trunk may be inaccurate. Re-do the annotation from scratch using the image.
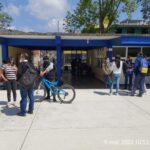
[99,16,105,33]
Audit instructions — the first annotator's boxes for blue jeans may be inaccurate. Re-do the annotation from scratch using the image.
[20,86,34,115]
[105,75,112,88]
[131,74,146,96]
[110,74,121,94]
[124,73,133,90]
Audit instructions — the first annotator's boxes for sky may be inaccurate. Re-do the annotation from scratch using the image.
[1,0,142,33]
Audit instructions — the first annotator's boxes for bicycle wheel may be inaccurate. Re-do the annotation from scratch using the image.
[58,84,76,103]
[34,82,46,102]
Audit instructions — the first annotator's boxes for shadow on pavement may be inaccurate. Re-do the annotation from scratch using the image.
[1,106,20,116]
[94,90,130,96]
[0,101,7,106]
[119,90,130,96]
[94,91,109,96]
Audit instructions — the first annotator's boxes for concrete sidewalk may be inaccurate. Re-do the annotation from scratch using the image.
[0,89,150,150]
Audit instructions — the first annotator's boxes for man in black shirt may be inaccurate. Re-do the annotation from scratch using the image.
[40,56,56,102]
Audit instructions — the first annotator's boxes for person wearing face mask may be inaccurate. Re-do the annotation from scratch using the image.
[40,55,56,102]
[2,57,18,107]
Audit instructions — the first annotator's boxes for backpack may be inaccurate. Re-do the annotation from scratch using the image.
[139,58,148,74]
[20,63,38,88]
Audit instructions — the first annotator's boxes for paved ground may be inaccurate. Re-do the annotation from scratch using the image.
[0,89,150,150]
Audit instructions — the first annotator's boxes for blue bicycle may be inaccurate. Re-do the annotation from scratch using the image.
[34,77,76,103]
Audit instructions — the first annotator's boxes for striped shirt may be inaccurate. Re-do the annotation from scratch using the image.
[2,64,17,80]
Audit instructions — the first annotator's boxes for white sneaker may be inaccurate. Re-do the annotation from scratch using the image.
[116,93,119,96]
[12,101,17,107]
[6,102,11,108]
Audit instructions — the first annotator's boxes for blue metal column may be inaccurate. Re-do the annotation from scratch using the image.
[55,36,62,81]
[107,47,113,62]
[2,44,8,62]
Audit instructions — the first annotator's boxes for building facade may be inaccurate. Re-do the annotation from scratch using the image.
[111,19,150,34]
[0,34,150,85]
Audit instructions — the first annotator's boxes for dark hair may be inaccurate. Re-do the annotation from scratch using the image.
[20,53,29,60]
[115,55,120,68]
[127,56,131,59]
[138,52,143,56]
[43,56,49,61]
[7,57,15,64]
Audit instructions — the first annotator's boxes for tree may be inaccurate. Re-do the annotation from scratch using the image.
[64,0,138,33]
[0,2,12,29]
[64,0,98,33]
[140,0,150,21]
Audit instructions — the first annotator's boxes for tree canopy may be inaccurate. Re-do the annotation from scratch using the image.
[0,2,12,29]
[64,0,138,33]
[140,0,150,21]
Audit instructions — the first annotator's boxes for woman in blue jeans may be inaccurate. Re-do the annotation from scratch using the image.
[109,55,123,95]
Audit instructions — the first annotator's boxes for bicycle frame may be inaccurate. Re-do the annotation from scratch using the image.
[40,77,57,94]
[40,77,66,96]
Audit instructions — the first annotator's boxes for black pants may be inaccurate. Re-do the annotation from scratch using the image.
[5,79,17,102]
[45,75,56,100]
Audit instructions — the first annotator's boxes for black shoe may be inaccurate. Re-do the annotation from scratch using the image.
[27,111,33,114]
[53,99,57,102]
[17,112,26,117]
[137,94,143,97]
[45,96,50,99]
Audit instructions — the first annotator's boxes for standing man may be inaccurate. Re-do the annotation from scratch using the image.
[17,53,35,116]
[131,52,149,97]
[40,56,56,102]
[123,56,134,90]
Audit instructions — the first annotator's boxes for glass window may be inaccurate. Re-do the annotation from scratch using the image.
[127,28,135,33]
[143,47,150,57]
[116,28,122,34]
[142,28,148,34]
[113,47,126,57]
[128,47,141,57]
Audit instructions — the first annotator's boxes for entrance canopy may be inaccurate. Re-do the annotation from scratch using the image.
[1,34,150,50]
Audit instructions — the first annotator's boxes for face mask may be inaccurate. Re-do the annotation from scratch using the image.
[19,58,24,62]
[106,58,110,63]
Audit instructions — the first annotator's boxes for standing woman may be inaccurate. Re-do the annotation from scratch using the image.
[109,55,123,95]
[102,58,112,88]
[2,57,18,107]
